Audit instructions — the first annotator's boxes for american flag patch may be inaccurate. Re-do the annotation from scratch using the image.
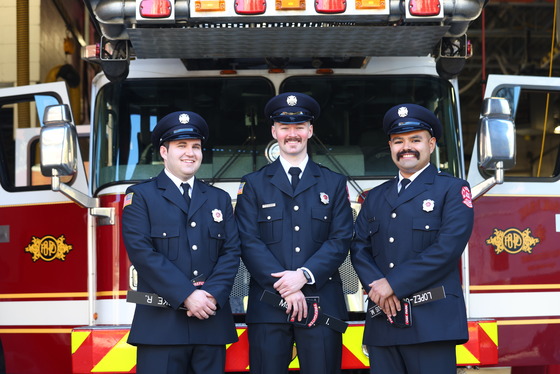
[237,182,245,195]
[123,193,134,208]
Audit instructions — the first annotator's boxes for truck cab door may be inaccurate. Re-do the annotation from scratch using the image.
[0,82,90,372]
[466,75,560,366]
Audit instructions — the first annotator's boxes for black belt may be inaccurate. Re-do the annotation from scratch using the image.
[367,285,446,318]
[126,290,187,310]
[260,290,348,333]
[367,286,446,328]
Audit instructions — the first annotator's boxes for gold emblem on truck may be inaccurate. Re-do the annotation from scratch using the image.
[25,235,73,262]
[486,228,540,254]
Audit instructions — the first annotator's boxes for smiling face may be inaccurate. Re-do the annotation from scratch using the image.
[160,138,203,181]
[389,130,436,178]
[271,121,313,162]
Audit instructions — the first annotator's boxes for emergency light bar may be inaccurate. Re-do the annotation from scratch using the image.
[138,0,172,17]
[316,0,347,13]
[277,0,306,10]
[136,0,175,22]
[195,0,226,12]
[405,0,443,20]
[235,0,267,14]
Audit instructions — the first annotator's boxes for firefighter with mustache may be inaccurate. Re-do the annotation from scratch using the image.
[235,92,353,374]
[350,104,474,374]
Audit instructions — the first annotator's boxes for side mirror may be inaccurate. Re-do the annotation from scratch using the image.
[40,105,78,177]
[478,97,516,170]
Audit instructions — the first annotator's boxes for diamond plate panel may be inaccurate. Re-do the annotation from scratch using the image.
[129,25,450,59]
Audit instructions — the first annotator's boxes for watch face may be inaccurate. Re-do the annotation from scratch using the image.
[265,140,280,163]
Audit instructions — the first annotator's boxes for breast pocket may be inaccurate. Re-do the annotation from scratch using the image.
[208,224,226,262]
[151,226,180,261]
[311,207,332,243]
[367,220,380,257]
[412,218,441,252]
[258,208,283,244]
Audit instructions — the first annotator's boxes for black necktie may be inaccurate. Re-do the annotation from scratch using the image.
[399,178,410,196]
[181,183,191,209]
[288,167,302,191]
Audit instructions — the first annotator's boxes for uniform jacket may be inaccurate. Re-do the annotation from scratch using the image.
[122,171,241,345]
[350,164,474,346]
[235,159,353,324]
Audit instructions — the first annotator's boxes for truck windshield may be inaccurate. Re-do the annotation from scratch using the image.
[92,75,461,191]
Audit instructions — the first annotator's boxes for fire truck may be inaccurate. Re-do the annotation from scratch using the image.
[1,0,559,373]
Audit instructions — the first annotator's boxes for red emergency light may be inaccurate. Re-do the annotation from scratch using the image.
[315,0,346,13]
[139,0,172,18]
[408,0,440,16]
[235,0,266,14]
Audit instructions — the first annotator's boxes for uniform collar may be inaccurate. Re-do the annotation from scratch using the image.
[278,154,309,180]
[398,162,431,185]
[164,168,195,194]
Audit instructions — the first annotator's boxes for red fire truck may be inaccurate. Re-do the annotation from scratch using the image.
[1,0,559,373]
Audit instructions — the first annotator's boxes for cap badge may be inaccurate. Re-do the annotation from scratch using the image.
[179,113,190,124]
[422,199,435,212]
[287,95,298,107]
[212,209,224,222]
[320,192,329,205]
[397,107,408,118]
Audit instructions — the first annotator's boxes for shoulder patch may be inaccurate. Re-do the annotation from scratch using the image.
[237,182,245,195]
[461,186,473,208]
[123,192,134,209]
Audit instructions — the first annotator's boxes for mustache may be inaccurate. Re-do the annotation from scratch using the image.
[284,136,302,143]
[397,149,420,160]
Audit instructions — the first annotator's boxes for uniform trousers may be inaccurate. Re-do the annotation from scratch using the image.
[368,340,457,374]
[248,322,342,374]
[136,343,226,374]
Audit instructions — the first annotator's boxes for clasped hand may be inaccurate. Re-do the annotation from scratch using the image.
[368,277,401,317]
[272,270,308,322]
[183,289,217,320]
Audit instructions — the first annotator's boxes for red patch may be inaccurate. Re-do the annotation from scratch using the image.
[461,186,473,208]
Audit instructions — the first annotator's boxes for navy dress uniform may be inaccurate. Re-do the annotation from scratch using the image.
[235,93,354,374]
[122,111,241,374]
[350,104,474,374]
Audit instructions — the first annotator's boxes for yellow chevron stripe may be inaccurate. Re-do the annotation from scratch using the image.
[456,344,479,365]
[479,321,498,346]
[71,330,91,354]
[343,325,369,366]
[92,332,136,372]
[226,327,247,349]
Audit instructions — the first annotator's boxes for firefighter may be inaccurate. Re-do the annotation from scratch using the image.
[121,111,241,374]
[235,92,353,374]
[350,103,474,374]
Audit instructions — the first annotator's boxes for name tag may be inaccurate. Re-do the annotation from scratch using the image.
[262,203,276,208]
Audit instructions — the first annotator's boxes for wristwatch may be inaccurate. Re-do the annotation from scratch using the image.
[300,268,312,284]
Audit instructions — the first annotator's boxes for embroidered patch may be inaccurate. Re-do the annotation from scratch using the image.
[422,199,435,212]
[123,193,133,208]
[461,186,473,208]
[212,209,224,222]
[237,182,245,195]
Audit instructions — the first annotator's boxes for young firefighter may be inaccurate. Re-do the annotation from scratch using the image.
[122,111,241,374]
[235,92,353,374]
